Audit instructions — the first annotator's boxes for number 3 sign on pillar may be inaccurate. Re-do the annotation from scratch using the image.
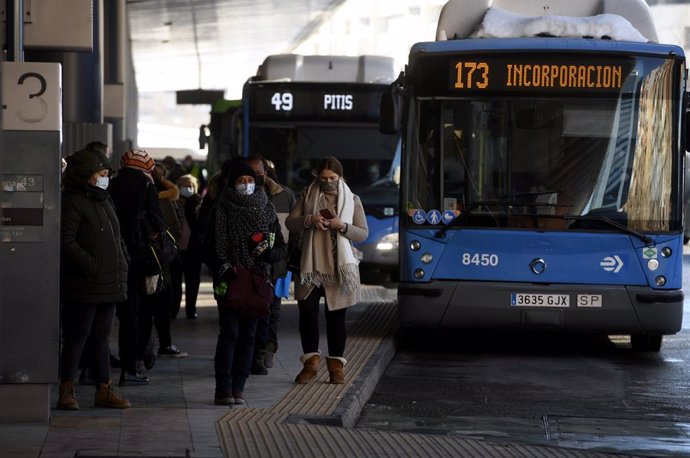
[1,62,62,132]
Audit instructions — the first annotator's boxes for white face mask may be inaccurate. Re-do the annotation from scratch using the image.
[180,186,194,198]
[95,176,109,190]
[235,182,255,195]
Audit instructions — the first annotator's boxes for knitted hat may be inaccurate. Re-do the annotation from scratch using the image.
[120,148,155,173]
[64,148,111,189]
[228,160,257,185]
[68,148,110,174]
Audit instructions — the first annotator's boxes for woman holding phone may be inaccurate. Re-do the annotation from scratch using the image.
[285,156,368,385]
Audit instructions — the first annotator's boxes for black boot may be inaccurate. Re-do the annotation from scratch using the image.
[250,349,268,375]
[264,341,277,368]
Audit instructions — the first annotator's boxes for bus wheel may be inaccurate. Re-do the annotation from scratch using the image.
[631,334,662,352]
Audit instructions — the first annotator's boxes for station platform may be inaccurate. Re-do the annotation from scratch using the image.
[1,283,625,457]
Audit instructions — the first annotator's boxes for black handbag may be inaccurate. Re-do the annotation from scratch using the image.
[222,265,272,318]
[133,182,178,273]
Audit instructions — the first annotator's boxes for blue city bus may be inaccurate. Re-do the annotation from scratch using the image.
[384,12,687,351]
[242,54,401,279]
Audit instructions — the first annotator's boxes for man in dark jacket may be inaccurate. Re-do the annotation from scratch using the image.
[247,154,296,374]
[109,148,163,386]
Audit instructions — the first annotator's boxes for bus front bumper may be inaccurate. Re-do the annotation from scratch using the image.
[398,281,683,335]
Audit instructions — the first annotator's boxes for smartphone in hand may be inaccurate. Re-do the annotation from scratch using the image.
[319,208,335,219]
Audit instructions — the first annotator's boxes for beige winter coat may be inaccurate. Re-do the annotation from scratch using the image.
[285,190,368,310]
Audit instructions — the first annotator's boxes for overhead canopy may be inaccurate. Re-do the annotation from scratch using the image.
[127,0,347,95]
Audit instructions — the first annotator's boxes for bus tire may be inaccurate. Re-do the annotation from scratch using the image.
[630,334,662,352]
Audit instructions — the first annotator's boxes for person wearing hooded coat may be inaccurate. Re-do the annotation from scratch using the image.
[58,148,130,410]
[209,160,286,405]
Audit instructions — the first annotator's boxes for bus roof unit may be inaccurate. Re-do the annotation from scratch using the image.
[255,54,396,84]
[436,0,657,42]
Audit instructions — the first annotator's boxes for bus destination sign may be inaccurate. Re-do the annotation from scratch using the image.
[448,56,631,94]
[249,82,387,123]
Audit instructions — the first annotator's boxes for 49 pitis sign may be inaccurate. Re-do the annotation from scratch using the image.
[248,82,387,123]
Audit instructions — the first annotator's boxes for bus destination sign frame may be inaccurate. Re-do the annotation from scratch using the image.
[248,82,389,123]
[447,55,634,94]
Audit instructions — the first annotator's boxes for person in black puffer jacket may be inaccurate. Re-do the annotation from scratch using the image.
[58,148,130,410]
[109,148,163,386]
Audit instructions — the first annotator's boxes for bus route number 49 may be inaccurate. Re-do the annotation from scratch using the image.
[271,92,293,111]
[462,253,499,267]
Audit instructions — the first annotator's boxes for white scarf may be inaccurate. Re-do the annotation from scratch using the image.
[300,179,360,293]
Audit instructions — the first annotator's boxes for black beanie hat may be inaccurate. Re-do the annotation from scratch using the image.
[64,148,111,188]
[228,160,257,185]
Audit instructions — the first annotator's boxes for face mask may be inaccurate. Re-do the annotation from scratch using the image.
[255,175,266,187]
[236,182,255,195]
[180,186,194,198]
[95,176,109,190]
[319,179,339,192]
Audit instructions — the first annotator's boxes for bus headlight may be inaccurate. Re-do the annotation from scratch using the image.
[420,253,433,264]
[376,232,399,251]
[647,259,659,271]
[655,276,667,287]
[414,268,425,279]
[661,247,672,258]
[410,240,421,251]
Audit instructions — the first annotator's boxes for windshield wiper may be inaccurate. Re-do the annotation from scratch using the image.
[434,195,571,238]
[502,189,559,200]
[563,214,654,245]
[435,198,566,238]
[434,200,516,238]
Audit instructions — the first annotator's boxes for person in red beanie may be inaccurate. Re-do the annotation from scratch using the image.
[109,148,162,386]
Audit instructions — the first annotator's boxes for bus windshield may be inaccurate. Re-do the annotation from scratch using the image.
[248,124,399,198]
[403,56,683,233]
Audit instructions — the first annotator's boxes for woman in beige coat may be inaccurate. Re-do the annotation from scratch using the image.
[285,156,368,384]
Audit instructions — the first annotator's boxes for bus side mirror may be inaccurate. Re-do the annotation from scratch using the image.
[380,85,401,135]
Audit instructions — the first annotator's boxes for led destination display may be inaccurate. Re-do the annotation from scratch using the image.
[447,56,633,94]
[248,82,388,123]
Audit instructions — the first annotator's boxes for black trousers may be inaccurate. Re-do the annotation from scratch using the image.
[180,250,202,318]
[297,287,346,357]
[60,301,116,384]
[116,269,144,374]
[169,255,184,318]
[138,286,173,355]
[254,295,282,352]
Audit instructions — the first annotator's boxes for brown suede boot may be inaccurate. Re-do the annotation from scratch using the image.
[57,381,79,410]
[95,381,131,409]
[294,353,320,384]
[326,356,346,384]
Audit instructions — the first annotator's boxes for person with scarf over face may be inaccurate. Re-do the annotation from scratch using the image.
[58,148,130,409]
[211,160,286,405]
[285,156,369,385]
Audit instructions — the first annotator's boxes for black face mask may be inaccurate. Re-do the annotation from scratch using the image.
[255,175,266,187]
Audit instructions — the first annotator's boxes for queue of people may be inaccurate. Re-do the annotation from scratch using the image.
[57,148,366,409]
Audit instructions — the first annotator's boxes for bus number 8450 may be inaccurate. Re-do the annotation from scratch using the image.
[462,253,499,267]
